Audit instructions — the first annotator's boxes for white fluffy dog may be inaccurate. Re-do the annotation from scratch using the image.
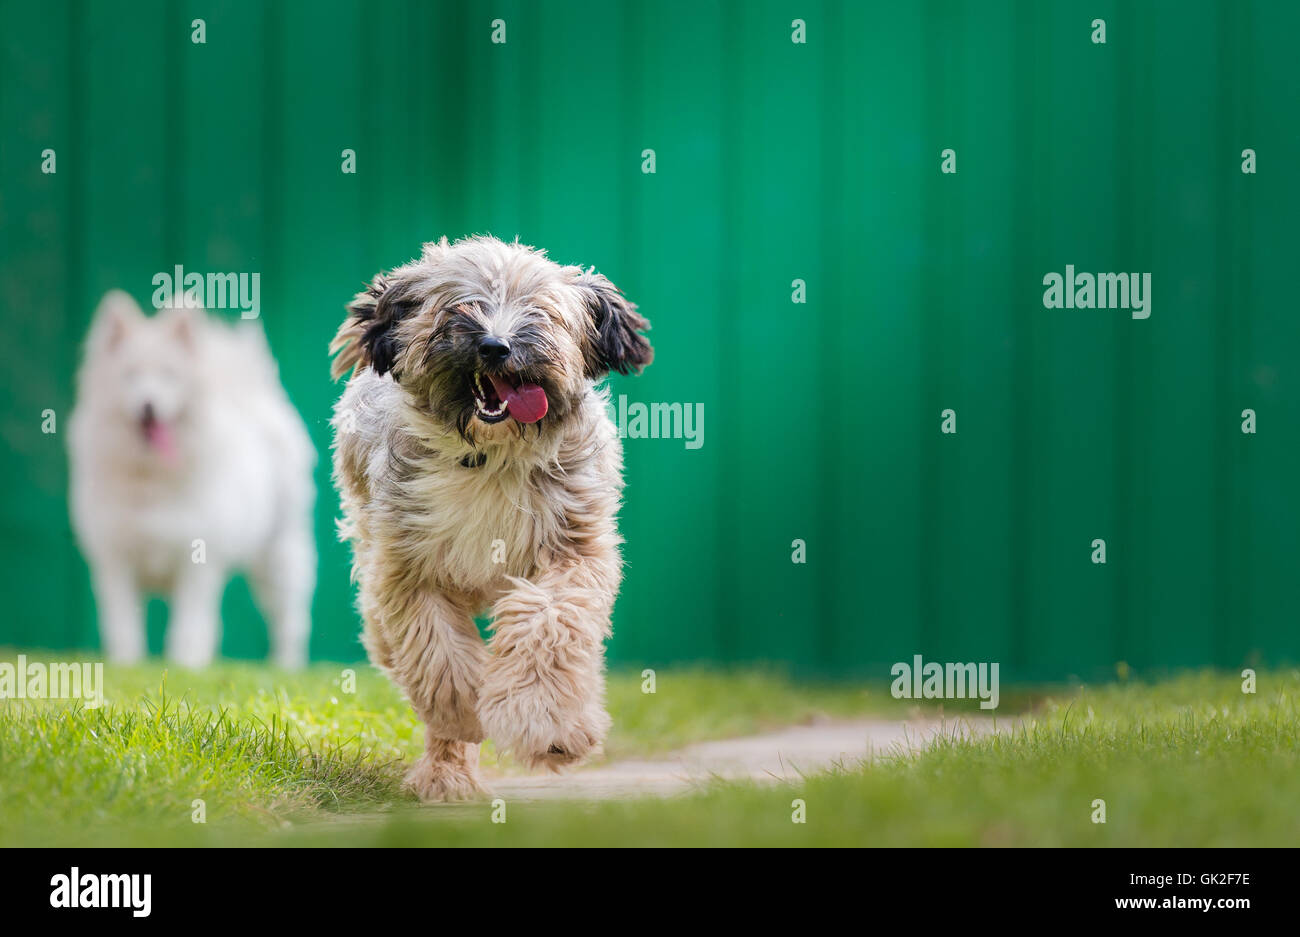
[68,290,316,668]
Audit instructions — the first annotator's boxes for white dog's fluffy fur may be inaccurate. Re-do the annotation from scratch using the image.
[330,236,652,800]
[68,291,316,668]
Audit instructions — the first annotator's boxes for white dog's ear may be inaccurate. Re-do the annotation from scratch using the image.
[89,289,144,352]
[575,270,653,378]
[331,273,421,379]
[158,303,202,352]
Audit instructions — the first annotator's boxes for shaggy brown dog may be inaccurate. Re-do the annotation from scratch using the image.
[329,236,652,801]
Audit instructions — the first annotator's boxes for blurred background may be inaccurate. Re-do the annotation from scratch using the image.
[1,0,1297,681]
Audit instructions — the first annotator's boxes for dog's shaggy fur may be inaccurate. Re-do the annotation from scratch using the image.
[69,291,316,668]
[329,236,652,801]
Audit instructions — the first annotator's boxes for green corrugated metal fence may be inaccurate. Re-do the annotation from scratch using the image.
[1,0,1296,680]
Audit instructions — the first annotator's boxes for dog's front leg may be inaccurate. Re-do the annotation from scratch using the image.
[479,561,616,771]
[165,562,225,668]
[92,557,145,663]
[378,588,488,802]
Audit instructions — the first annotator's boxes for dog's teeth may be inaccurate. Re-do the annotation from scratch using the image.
[474,392,507,419]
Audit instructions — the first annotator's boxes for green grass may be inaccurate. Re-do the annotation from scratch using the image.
[2,653,1297,846]
[0,653,880,846]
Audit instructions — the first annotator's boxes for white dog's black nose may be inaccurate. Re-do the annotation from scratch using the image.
[477,336,510,364]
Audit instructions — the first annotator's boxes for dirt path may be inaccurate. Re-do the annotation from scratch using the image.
[485,716,1012,802]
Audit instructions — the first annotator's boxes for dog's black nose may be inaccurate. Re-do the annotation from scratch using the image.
[477,336,510,364]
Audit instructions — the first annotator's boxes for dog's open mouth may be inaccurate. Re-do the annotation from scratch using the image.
[472,371,548,424]
[139,408,179,464]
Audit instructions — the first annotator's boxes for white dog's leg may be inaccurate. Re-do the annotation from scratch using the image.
[92,559,145,663]
[478,560,617,771]
[165,562,225,668]
[253,524,315,670]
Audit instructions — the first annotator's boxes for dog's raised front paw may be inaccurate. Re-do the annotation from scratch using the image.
[477,680,610,772]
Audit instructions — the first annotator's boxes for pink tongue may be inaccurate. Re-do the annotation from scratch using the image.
[488,374,548,424]
[145,419,178,464]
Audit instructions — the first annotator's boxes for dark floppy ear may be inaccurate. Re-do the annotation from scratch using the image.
[330,274,420,379]
[576,270,653,378]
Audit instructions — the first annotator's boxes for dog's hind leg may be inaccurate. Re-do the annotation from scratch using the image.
[478,555,619,772]
[374,585,488,802]
[252,522,316,670]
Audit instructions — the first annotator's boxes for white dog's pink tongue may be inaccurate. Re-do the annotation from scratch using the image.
[488,375,548,424]
[145,419,178,464]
